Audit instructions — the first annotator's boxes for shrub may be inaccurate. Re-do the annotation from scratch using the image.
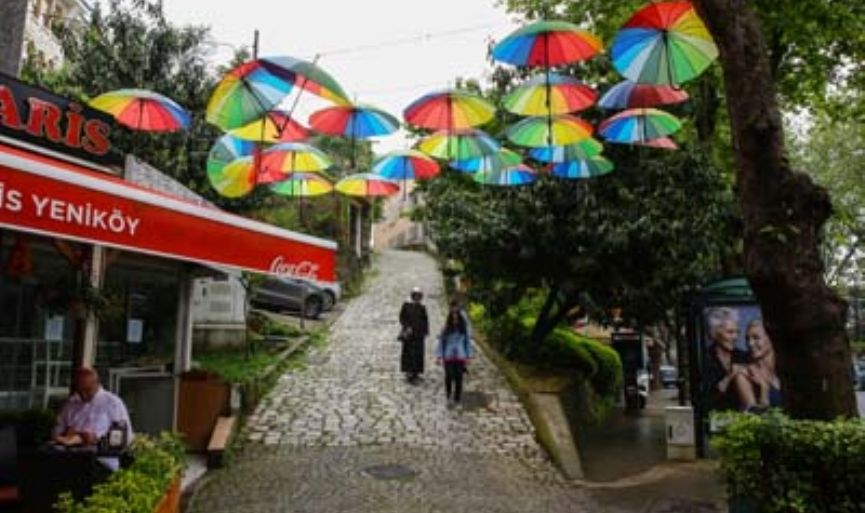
[0,408,55,448]
[713,411,865,513]
[56,432,185,513]
[471,293,623,404]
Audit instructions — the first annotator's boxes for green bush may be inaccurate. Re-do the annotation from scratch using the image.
[471,293,623,403]
[713,411,865,513]
[56,432,185,513]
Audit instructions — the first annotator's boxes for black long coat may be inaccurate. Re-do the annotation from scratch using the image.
[399,301,428,374]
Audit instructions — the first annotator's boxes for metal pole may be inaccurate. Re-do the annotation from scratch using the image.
[253,29,259,59]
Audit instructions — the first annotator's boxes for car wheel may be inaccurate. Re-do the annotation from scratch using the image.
[322,291,336,311]
[303,297,323,319]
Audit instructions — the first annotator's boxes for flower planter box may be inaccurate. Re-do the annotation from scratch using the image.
[153,476,181,513]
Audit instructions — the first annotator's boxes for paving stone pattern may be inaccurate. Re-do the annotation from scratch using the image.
[243,250,542,459]
[191,250,599,513]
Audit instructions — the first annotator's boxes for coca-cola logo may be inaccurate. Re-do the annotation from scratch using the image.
[269,256,320,280]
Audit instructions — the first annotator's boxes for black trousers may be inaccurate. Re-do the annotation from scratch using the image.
[444,361,465,401]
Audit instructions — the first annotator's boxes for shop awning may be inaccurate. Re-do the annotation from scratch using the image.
[0,143,337,282]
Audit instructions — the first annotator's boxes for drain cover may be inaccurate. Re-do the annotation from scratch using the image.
[460,391,492,411]
[364,464,417,480]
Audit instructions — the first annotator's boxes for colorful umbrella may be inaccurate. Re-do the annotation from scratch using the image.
[336,173,401,197]
[403,90,495,132]
[373,150,440,181]
[417,129,501,160]
[598,80,689,109]
[310,104,399,139]
[492,20,603,67]
[549,157,615,179]
[261,56,351,106]
[270,172,334,197]
[450,148,523,174]
[504,73,597,116]
[507,115,593,148]
[259,142,333,183]
[474,164,537,186]
[206,134,257,198]
[599,108,682,143]
[610,1,719,86]
[528,138,605,163]
[90,89,190,132]
[636,136,679,150]
[206,60,295,130]
[229,111,310,143]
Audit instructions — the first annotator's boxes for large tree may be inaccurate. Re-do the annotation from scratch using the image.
[420,143,736,348]
[692,0,858,418]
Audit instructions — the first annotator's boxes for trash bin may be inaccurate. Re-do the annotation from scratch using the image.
[665,405,696,460]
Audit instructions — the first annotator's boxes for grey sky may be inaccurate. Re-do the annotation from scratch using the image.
[162,0,521,152]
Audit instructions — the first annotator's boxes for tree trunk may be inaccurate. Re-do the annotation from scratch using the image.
[693,0,857,419]
[529,286,560,351]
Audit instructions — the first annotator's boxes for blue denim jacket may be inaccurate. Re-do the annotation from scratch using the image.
[436,331,473,362]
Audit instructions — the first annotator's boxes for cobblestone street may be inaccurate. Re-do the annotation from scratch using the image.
[190,250,597,513]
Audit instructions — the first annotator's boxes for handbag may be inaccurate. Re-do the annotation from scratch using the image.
[397,326,412,342]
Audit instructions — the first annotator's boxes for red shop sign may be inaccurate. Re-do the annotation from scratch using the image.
[0,144,337,282]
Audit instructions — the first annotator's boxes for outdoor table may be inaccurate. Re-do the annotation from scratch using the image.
[18,444,125,513]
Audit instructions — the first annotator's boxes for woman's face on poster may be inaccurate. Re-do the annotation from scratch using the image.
[747,323,772,358]
[714,320,739,351]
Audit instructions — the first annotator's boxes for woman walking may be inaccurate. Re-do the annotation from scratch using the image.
[436,310,474,407]
[399,287,429,383]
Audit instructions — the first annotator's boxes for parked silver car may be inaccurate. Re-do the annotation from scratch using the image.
[250,277,326,319]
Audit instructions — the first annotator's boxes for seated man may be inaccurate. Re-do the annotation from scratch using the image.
[53,367,133,470]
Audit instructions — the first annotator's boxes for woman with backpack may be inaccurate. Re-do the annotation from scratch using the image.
[436,309,474,408]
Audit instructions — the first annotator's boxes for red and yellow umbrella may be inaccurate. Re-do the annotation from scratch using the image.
[90,89,190,132]
[336,173,400,198]
[404,90,495,132]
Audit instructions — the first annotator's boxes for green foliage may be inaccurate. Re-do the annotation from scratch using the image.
[791,116,865,288]
[56,432,185,513]
[195,349,282,385]
[420,144,736,327]
[472,293,622,402]
[713,412,865,513]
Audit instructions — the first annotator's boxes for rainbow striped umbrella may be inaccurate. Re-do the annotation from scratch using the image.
[404,90,495,131]
[373,150,440,181]
[261,56,350,106]
[206,134,257,198]
[229,111,310,143]
[206,60,295,130]
[417,129,501,160]
[492,20,603,67]
[529,138,604,163]
[310,104,399,139]
[270,172,334,197]
[474,164,537,186]
[504,74,597,116]
[451,148,523,174]
[336,173,400,197]
[636,136,679,150]
[610,1,718,86]
[259,142,333,183]
[598,80,689,109]
[507,115,593,148]
[599,108,682,143]
[90,89,190,132]
[550,157,615,179]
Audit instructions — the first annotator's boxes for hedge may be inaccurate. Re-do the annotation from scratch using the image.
[469,297,622,403]
[713,411,865,513]
[56,433,185,513]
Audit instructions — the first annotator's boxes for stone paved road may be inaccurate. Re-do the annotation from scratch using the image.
[190,250,596,513]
